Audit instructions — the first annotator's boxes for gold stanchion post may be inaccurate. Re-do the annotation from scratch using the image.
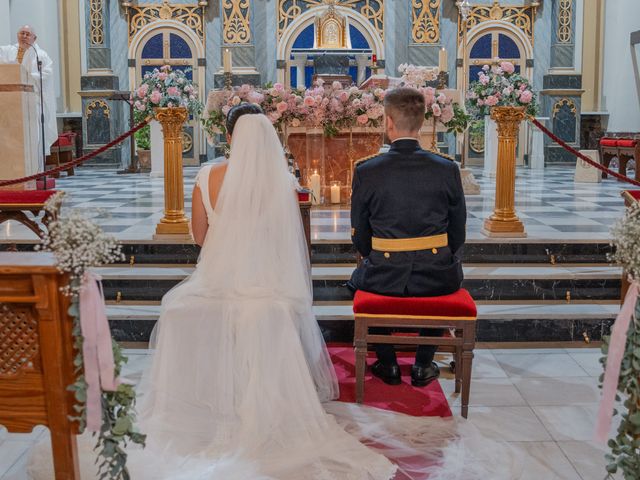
[154,106,190,236]
[482,106,527,237]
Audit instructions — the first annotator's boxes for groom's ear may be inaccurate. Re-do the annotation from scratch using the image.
[225,133,231,145]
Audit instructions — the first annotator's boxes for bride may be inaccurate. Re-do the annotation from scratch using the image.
[30,105,521,479]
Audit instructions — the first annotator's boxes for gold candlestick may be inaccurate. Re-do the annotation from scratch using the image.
[154,107,190,236]
[482,106,527,237]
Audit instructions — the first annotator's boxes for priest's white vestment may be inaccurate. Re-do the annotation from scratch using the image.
[0,43,57,156]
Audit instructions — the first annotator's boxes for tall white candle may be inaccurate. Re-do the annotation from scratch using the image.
[330,183,340,204]
[310,170,321,205]
[439,47,447,72]
[223,49,232,73]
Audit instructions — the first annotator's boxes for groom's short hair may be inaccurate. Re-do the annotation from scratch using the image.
[384,87,425,132]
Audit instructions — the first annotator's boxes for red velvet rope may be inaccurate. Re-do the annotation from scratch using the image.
[0,117,151,187]
[529,117,640,188]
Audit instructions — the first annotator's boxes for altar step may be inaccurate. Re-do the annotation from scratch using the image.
[105,301,619,344]
[109,240,614,266]
[96,264,621,303]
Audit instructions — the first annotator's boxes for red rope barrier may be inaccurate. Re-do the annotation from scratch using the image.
[0,117,152,187]
[529,117,640,188]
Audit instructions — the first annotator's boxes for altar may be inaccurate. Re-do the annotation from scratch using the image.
[286,118,449,205]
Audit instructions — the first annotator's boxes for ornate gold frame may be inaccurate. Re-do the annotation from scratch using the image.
[278,0,384,41]
[411,0,441,44]
[124,0,206,44]
[458,0,538,44]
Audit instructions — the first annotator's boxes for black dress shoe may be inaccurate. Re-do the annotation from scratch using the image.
[371,360,401,385]
[411,362,440,387]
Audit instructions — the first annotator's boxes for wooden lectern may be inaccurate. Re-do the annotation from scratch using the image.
[0,64,39,188]
[0,252,80,479]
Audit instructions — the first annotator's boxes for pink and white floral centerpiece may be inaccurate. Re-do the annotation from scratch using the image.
[133,65,203,120]
[465,61,538,117]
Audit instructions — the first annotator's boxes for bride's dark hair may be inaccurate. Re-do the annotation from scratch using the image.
[226,103,264,135]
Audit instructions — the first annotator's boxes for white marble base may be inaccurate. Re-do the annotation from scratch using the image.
[150,119,164,178]
[574,150,602,183]
[460,167,481,195]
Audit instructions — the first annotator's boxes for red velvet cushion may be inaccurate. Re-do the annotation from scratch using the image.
[624,190,640,201]
[617,139,637,148]
[353,288,477,319]
[0,190,58,204]
[297,191,310,202]
[600,138,618,147]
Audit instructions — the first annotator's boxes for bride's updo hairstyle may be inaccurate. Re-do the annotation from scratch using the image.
[225,103,264,136]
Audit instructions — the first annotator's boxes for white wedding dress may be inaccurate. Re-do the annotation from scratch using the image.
[28,115,522,479]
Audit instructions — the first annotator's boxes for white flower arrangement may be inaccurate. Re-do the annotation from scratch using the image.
[37,192,144,480]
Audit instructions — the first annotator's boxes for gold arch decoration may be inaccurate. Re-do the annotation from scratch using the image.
[89,0,105,46]
[411,0,440,44]
[552,98,577,118]
[458,0,538,44]
[125,0,206,44]
[557,0,573,43]
[85,99,111,119]
[223,0,251,44]
[278,0,384,41]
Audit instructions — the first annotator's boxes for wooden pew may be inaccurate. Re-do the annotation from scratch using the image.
[0,252,80,479]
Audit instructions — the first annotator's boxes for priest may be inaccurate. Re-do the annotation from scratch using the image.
[0,25,57,156]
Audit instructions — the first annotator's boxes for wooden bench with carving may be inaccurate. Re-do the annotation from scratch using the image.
[0,252,80,479]
[600,133,640,181]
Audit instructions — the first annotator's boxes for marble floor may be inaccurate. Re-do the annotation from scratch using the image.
[0,347,621,480]
[0,165,634,243]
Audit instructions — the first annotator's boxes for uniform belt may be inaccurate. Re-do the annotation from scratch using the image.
[371,234,448,252]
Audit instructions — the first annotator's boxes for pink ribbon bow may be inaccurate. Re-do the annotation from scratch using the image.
[79,271,120,432]
[594,282,639,442]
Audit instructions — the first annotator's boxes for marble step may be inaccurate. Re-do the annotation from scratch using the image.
[96,264,622,303]
[106,302,620,344]
[0,241,616,265]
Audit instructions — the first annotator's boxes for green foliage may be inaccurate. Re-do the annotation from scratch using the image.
[600,302,640,478]
[41,195,146,480]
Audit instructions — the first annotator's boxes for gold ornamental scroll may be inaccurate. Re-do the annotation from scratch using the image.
[154,107,190,236]
[482,106,527,237]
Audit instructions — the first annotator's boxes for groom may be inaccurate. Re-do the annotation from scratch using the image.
[348,87,467,387]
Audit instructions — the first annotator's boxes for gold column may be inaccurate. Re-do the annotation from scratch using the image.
[155,107,190,236]
[482,106,527,237]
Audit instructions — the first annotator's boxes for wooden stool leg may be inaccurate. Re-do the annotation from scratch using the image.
[354,317,367,404]
[454,346,462,394]
[460,347,474,418]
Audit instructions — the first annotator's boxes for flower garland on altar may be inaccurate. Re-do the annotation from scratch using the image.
[37,192,145,480]
[598,203,640,478]
[465,61,538,118]
[203,80,386,139]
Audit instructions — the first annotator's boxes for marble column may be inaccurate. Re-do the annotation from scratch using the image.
[530,117,548,170]
[0,0,11,45]
[355,54,369,85]
[291,54,308,89]
[80,0,126,167]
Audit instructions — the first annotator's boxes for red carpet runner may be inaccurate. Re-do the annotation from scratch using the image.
[328,346,452,418]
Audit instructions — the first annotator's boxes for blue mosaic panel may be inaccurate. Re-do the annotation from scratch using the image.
[470,34,491,58]
[290,66,298,88]
[349,25,369,49]
[141,33,163,59]
[293,24,314,49]
[170,33,192,59]
[348,66,357,84]
[498,34,520,59]
[305,65,314,88]
[469,65,484,80]
[141,65,157,78]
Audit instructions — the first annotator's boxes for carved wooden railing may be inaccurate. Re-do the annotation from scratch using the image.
[0,252,80,479]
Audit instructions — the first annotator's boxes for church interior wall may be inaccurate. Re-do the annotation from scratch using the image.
[602,0,640,132]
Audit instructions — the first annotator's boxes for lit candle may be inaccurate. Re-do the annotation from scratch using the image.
[439,47,447,72]
[330,182,340,204]
[310,170,321,205]
[223,48,232,73]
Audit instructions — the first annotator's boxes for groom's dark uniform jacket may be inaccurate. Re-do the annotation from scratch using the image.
[349,139,466,297]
